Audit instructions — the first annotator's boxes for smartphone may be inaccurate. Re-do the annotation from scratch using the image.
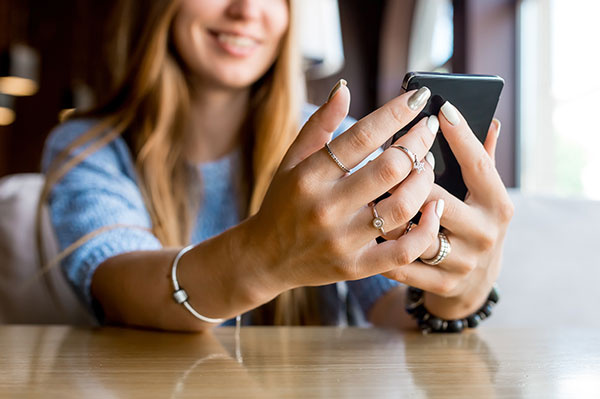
[382,72,504,200]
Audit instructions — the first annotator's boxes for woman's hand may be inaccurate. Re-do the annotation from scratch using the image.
[383,102,514,319]
[243,82,443,294]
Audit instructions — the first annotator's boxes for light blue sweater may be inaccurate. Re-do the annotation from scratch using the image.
[42,104,399,325]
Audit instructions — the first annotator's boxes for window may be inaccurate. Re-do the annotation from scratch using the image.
[519,0,600,199]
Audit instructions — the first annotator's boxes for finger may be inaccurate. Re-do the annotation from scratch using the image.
[427,234,478,275]
[382,261,454,297]
[337,116,438,210]
[308,87,431,179]
[483,118,501,165]
[280,79,351,170]
[349,154,435,244]
[356,200,440,275]
[425,183,482,237]
[438,101,505,203]
[385,232,477,282]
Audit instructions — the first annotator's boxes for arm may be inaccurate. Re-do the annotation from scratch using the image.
[91,221,287,331]
[52,83,449,332]
[368,285,416,330]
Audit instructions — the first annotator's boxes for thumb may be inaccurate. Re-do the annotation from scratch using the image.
[280,79,351,170]
[483,118,501,165]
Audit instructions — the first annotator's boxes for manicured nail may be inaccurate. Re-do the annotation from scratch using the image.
[327,79,347,102]
[441,101,460,126]
[435,199,445,219]
[493,118,501,138]
[425,152,435,170]
[427,115,439,135]
[407,87,431,111]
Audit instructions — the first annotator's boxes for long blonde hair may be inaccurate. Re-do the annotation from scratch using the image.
[39,0,319,325]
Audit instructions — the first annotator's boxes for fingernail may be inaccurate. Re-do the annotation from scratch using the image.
[441,101,460,126]
[427,115,439,135]
[435,199,445,219]
[327,79,347,102]
[493,118,501,138]
[407,87,431,111]
[425,151,435,170]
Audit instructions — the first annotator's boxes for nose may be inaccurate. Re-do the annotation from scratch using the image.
[226,0,261,20]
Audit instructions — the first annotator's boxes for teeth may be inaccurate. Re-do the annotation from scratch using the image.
[217,33,257,49]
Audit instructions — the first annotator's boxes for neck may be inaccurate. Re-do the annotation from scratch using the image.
[184,86,250,163]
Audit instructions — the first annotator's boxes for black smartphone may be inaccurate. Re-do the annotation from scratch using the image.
[383,72,504,200]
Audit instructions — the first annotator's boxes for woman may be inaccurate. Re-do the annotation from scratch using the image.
[41,0,512,331]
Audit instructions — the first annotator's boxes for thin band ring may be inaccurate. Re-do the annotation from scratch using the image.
[391,145,425,174]
[324,142,351,173]
[404,221,415,236]
[369,202,385,236]
[420,232,451,265]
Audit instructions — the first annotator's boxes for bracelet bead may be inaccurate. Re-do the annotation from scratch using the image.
[405,285,500,334]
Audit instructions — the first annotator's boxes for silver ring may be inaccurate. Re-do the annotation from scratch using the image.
[404,221,415,236]
[391,145,425,174]
[324,142,350,173]
[420,232,451,265]
[369,202,385,236]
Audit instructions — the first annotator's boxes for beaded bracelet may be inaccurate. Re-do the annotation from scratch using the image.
[405,285,500,333]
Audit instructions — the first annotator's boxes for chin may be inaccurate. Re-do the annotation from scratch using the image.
[205,64,271,90]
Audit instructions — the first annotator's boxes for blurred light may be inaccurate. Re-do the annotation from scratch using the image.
[58,82,95,122]
[408,0,454,72]
[297,0,345,79]
[0,93,16,126]
[58,108,75,122]
[0,44,40,96]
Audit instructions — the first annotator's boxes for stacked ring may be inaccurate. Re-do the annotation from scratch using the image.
[420,232,451,265]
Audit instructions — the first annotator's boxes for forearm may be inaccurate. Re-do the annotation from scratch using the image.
[368,285,417,330]
[91,220,288,332]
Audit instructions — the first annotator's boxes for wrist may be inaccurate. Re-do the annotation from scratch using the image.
[423,282,492,320]
[406,285,499,333]
[231,216,292,305]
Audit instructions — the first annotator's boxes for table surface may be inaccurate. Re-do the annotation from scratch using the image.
[1,326,599,398]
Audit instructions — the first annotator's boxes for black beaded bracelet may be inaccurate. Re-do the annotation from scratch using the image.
[405,285,500,333]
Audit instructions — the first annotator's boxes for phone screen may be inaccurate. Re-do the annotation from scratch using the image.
[384,72,504,200]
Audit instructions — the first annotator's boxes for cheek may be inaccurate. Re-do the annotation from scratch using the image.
[267,2,290,49]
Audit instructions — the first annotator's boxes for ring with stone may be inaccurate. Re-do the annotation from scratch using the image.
[391,145,425,174]
[369,202,385,236]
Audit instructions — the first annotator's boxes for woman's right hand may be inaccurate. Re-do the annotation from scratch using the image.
[245,82,444,292]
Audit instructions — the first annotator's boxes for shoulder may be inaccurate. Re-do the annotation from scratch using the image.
[43,119,101,164]
[300,103,356,140]
[41,118,135,177]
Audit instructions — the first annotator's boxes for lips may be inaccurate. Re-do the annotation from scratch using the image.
[216,32,258,48]
[208,29,261,56]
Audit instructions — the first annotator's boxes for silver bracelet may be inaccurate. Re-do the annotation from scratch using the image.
[170,245,226,324]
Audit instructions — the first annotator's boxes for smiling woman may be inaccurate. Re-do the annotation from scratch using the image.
[37,0,512,332]
[172,0,289,88]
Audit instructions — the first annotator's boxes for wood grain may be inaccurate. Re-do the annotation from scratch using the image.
[1,326,599,398]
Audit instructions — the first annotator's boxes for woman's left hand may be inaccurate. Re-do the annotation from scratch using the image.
[383,102,514,319]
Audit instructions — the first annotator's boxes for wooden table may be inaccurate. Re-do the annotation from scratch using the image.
[1,326,599,398]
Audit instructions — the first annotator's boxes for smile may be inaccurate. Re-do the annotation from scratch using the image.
[209,30,260,57]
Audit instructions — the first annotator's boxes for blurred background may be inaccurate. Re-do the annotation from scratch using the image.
[2,0,600,332]
[0,0,599,198]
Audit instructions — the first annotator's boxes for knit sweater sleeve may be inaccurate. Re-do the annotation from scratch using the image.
[41,120,162,311]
